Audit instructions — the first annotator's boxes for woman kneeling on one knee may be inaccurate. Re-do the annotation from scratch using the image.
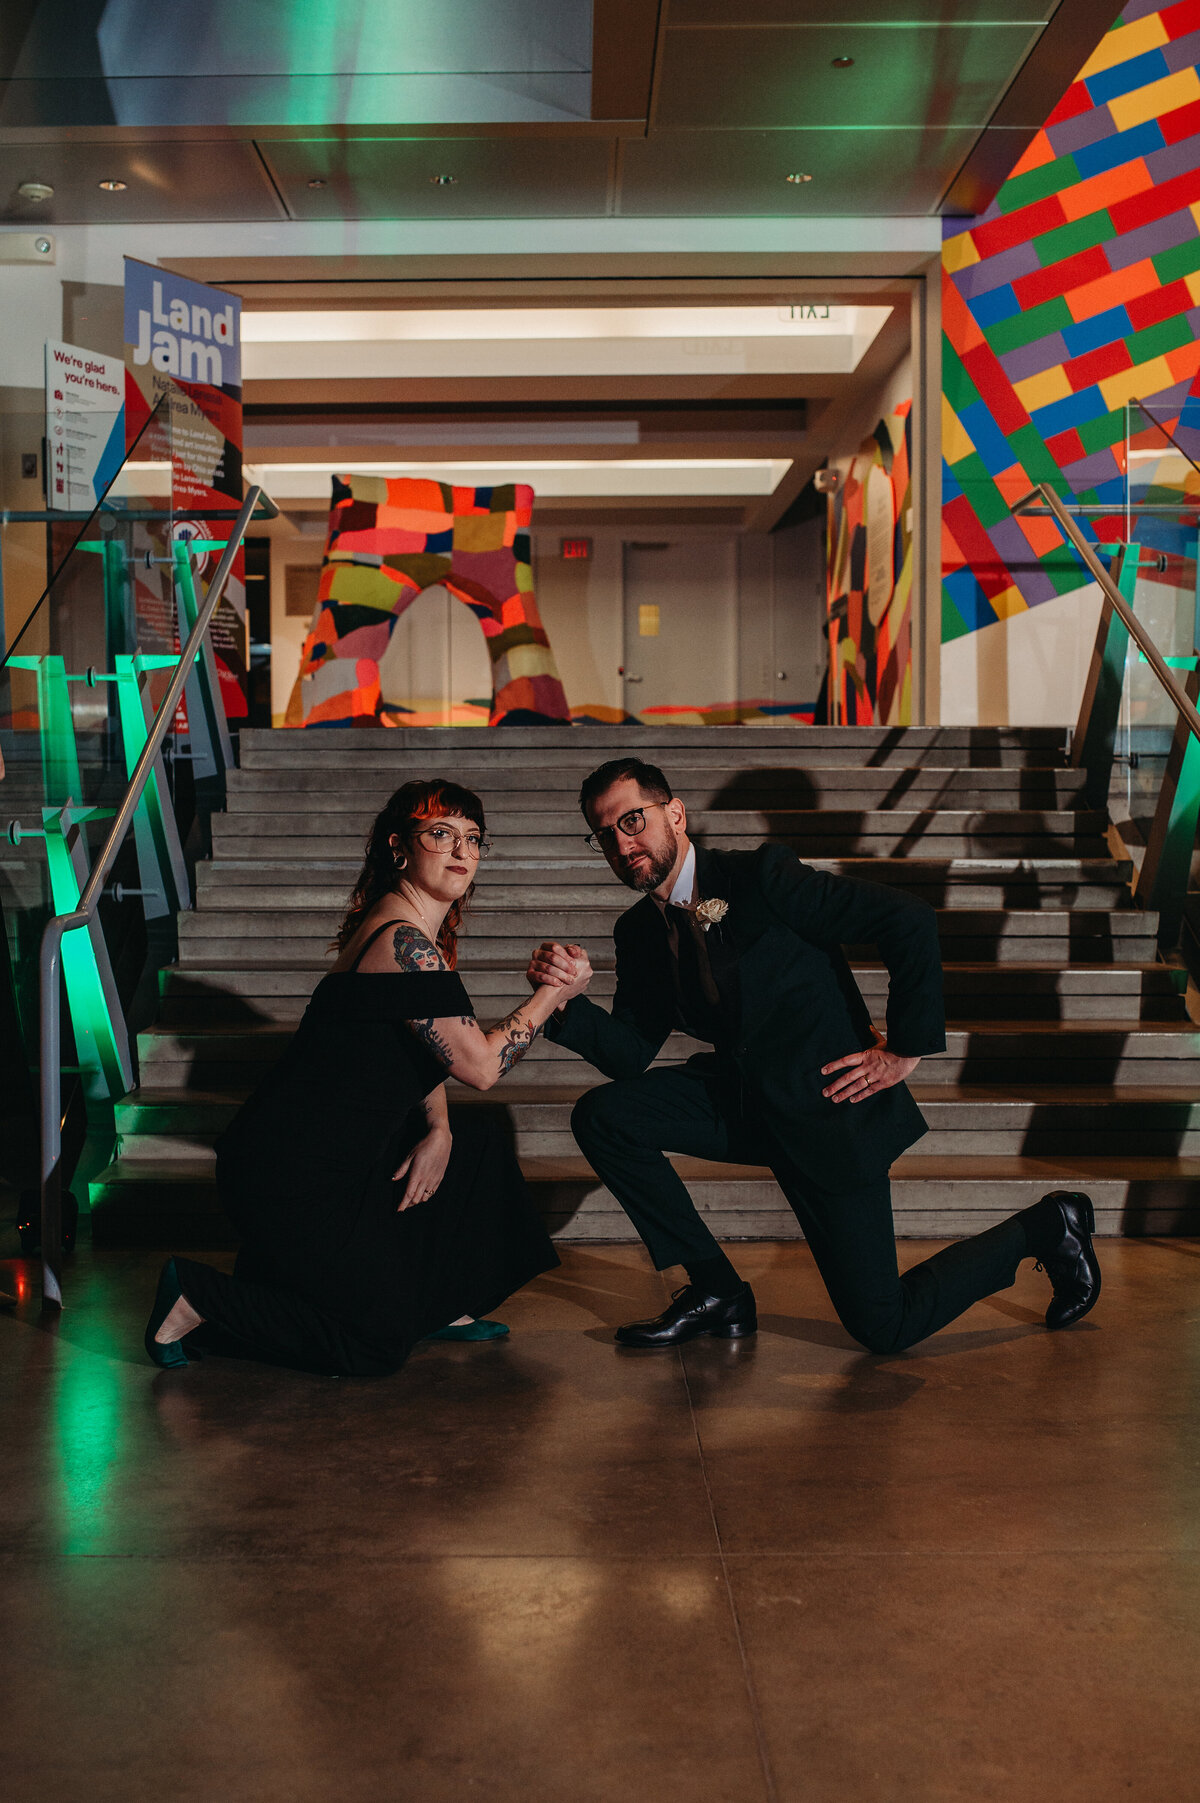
[143,778,590,1377]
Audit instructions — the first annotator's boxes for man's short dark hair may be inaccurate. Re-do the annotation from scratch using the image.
[578,758,673,822]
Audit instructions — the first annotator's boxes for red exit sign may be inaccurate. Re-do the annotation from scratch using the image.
[560,537,592,560]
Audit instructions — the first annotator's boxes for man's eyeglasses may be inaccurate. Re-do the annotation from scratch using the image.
[415,825,490,859]
[584,802,670,854]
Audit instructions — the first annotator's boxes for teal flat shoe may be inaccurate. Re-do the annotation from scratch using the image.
[144,1257,189,1369]
[424,1319,510,1342]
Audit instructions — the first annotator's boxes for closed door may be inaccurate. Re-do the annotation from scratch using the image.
[621,538,737,718]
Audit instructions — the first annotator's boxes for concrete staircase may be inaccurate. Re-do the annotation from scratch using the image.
[89,725,1200,1244]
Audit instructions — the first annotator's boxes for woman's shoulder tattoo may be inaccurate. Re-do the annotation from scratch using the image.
[391,923,446,972]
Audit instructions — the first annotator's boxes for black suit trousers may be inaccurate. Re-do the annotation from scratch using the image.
[571,1063,1028,1355]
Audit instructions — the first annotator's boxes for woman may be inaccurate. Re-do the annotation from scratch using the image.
[143,779,590,1376]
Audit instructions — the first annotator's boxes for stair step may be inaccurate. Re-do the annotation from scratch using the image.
[226,766,1089,805]
[131,1019,1200,1091]
[194,858,1136,913]
[113,1084,1200,1162]
[87,1150,1200,1246]
[156,959,1188,1025]
[175,910,1161,966]
[217,806,1104,831]
[237,724,1069,769]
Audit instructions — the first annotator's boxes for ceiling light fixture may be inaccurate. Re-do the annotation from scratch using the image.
[430,174,457,186]
[832,56,855,68]
[785,173,813,185]
[17,181,53,202]
[98,179,127,192]
[307,178,327,188]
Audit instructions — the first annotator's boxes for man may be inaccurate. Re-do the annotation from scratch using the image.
[527,757,1100,1352]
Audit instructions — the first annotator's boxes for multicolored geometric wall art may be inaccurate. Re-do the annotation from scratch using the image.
[942,0,1200,644]
[287,475,571,727]
[826,404,914,724]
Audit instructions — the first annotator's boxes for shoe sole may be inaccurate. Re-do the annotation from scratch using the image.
[615,1319,758,1348]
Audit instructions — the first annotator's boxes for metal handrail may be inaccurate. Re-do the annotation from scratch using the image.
[36,485,262,1304]
[1013,481,1200,747]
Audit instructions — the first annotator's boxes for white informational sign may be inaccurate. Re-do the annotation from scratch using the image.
[45,340,127,512]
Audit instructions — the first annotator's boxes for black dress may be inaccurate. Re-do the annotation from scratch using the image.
[172,928,559,1376]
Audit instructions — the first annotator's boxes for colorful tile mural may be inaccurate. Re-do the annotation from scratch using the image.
[942,0,1200,643]
[286,474,571,727]
[826,404,914,724]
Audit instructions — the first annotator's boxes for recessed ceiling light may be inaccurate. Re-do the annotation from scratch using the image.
[17,181,53,202]
[430,174,457,186]
[98,179,127,192]
[831,56,855,68]
[785,173,813,185]
[307,178,327,188]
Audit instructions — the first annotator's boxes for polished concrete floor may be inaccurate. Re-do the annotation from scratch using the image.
[2,1234,1198,1803]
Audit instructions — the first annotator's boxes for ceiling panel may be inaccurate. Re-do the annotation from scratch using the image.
[620,127,980,217]
[0,0,591,128]
[0,137,283,223]
[265,137,612,220]
[655,22,1044,131]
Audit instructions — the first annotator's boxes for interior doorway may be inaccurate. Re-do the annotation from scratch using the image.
[621,538,738,720]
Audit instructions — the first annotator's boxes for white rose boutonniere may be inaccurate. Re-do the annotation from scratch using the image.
[694,897,729,932]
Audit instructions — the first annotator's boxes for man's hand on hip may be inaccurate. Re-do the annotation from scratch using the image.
[821,1035,921,1104]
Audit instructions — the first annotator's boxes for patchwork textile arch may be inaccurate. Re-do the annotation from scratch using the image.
[287,474,571,726]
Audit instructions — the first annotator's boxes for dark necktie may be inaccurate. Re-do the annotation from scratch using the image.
[666,903,723,1039]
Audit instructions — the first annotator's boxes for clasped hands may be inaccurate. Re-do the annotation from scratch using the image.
[822,1030,920,1104]
[392,944,592,1213]
[526,941,593,1006]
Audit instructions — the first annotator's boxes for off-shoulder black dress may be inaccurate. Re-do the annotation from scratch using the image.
[171,928,559,1376]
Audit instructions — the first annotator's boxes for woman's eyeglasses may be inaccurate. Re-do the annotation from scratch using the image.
[415,825,490,860]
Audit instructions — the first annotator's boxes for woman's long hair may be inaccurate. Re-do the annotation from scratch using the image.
[333,779,487,968]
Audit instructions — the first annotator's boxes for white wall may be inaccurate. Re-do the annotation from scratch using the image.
[940,583,1103,727]
[267,529,324,722]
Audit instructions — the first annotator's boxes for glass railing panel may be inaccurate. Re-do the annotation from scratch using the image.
[1,409,178,1090]
[0,401,268,1209]
[1103,404,1200,842]
[1109,529,1199,845]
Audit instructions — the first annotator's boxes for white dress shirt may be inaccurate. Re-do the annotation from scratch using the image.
[653,842,697,913]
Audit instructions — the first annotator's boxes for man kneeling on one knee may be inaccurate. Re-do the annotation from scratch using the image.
[526,757,1100,1352]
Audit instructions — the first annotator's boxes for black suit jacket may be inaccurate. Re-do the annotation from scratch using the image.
[545,842,947,1188]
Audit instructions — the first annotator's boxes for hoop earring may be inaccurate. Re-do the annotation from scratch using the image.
[393,853,406,871]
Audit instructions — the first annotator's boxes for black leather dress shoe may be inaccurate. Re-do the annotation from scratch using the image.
[1028,1190,1101,1329]
[615,1282,757,1347]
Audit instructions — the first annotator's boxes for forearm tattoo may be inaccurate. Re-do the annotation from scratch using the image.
[410,1016,473,1067]
[421,1090,448,1132]
[493,1006,540,1075]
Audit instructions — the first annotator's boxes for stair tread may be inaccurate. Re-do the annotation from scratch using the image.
[164,958,1176,982]
[136,1017,1200,1040]
[118,1082,1200,1110]
[89,1152,1200,1186]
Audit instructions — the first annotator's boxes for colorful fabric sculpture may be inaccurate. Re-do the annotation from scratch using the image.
[287,475,570,727]
[826,403,914,725]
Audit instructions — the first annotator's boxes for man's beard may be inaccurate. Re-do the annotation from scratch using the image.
[614,832,678,893]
